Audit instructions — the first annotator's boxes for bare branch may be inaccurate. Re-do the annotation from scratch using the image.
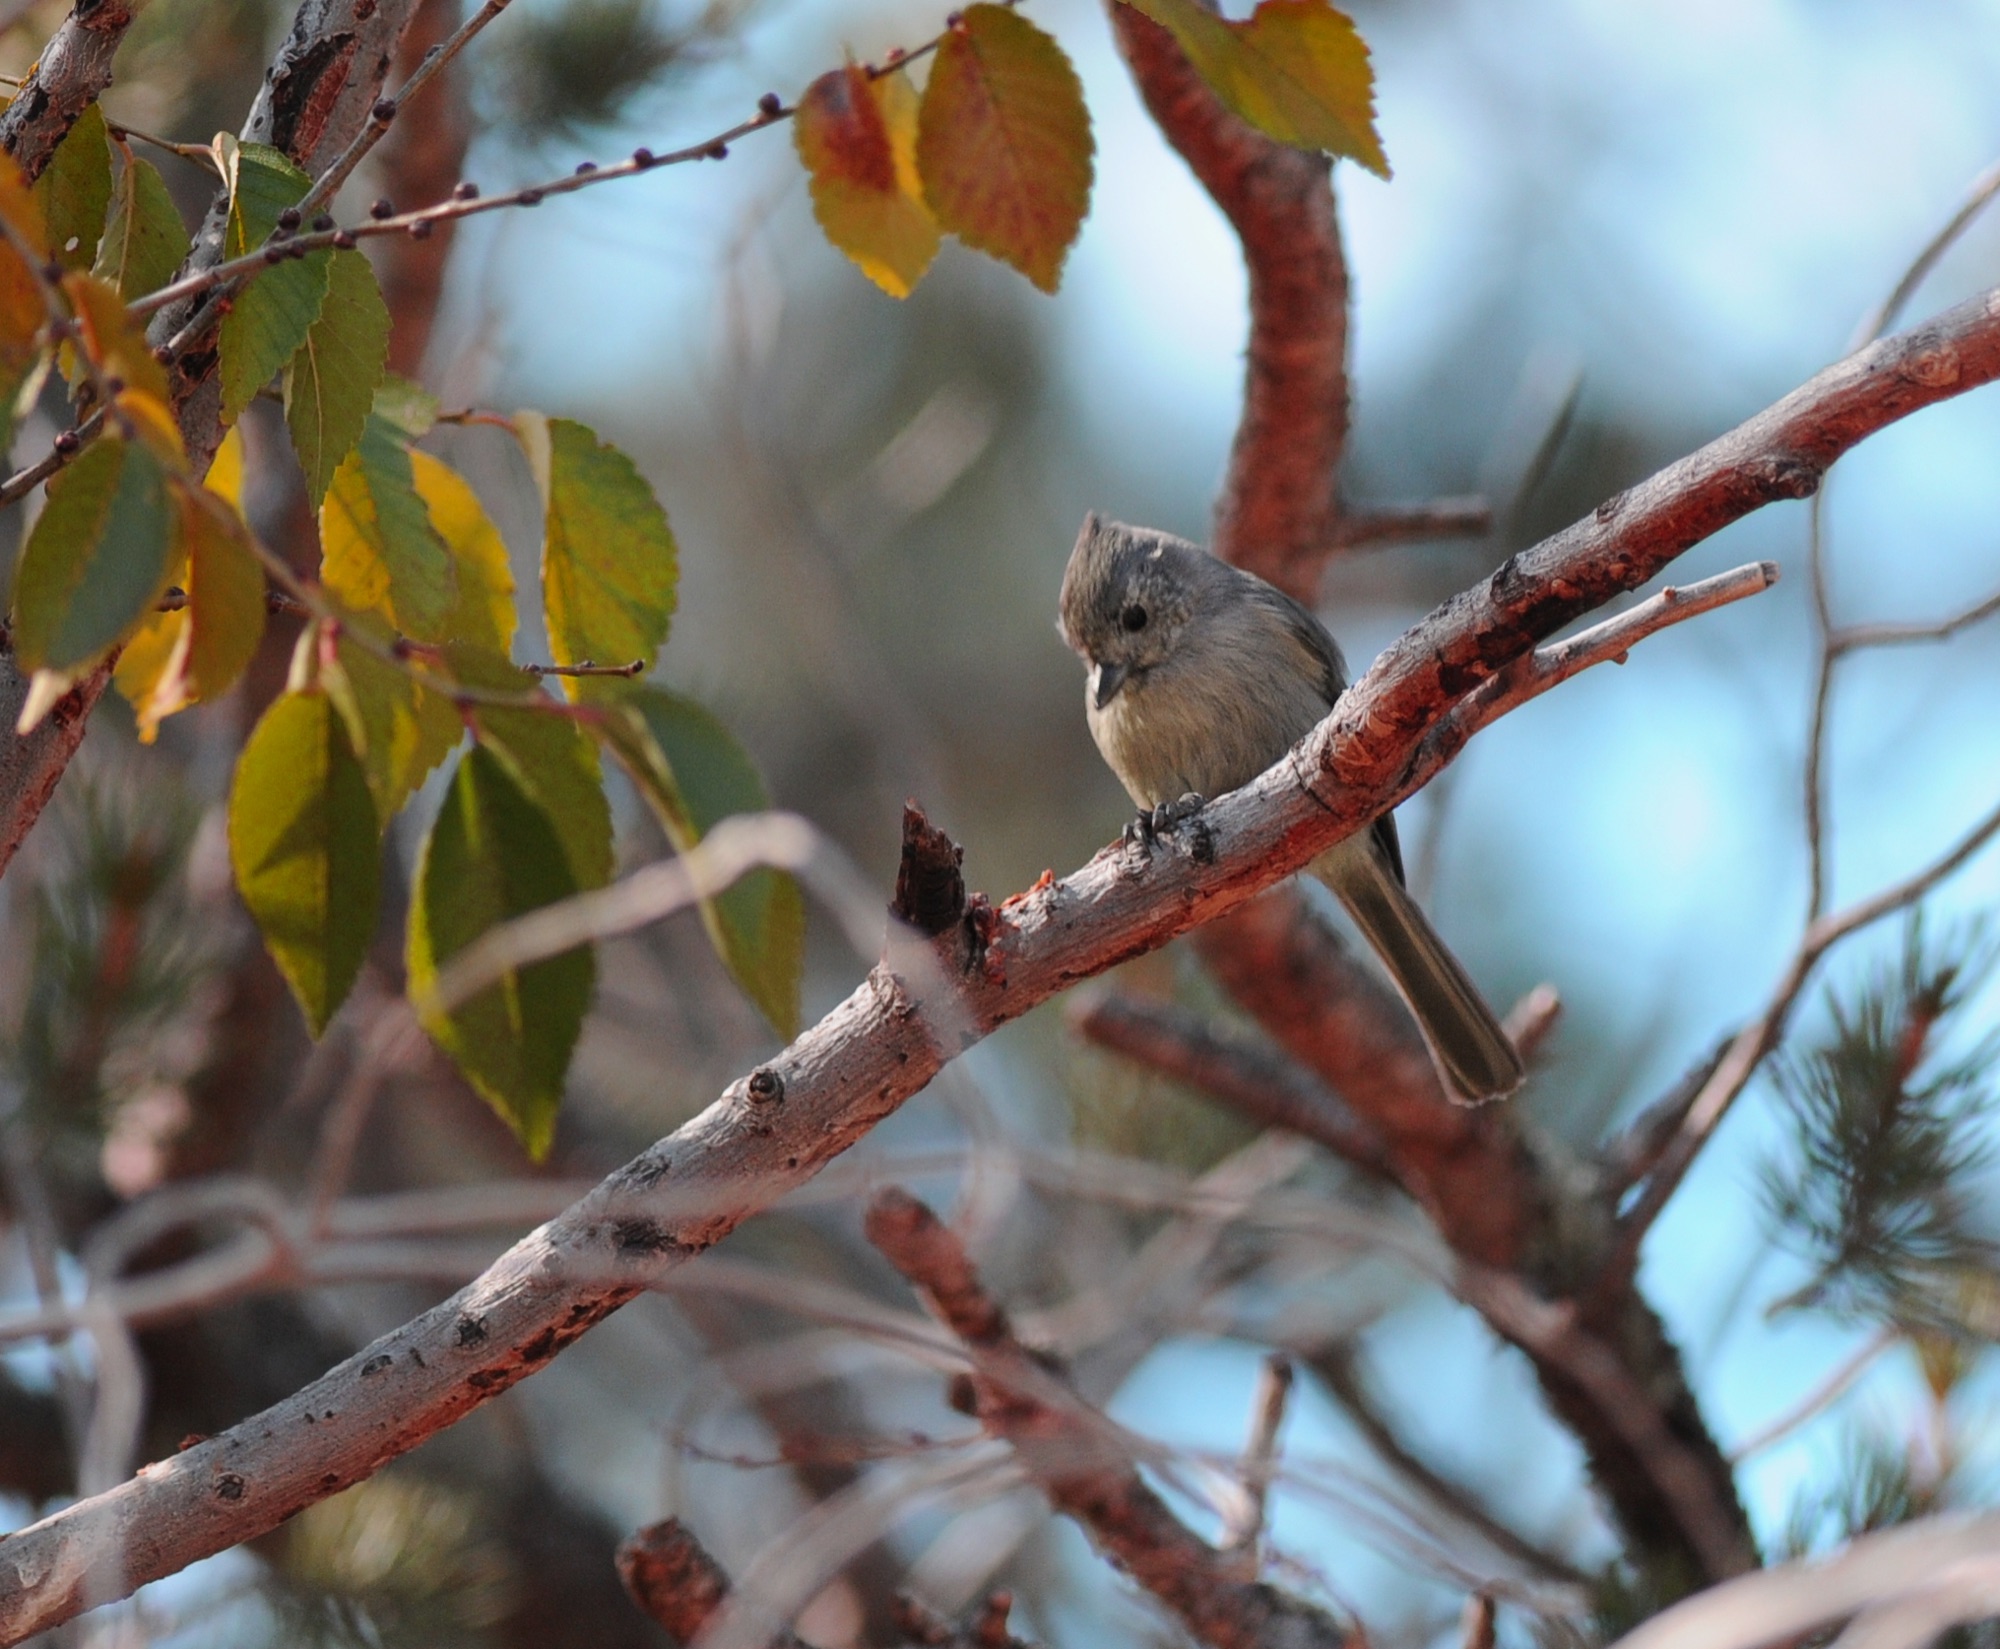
[3,292,2000,1635]
[1300,1344,1585,1587]
[1501,985,1563,1065]
[1219,1353,1295,1568]
[1108,3,1347,600]
[1067,991,1392,1179]
[864,1187,1351,1649]
[1727,1327,1898,1463]
[1608,1511,2000,1649]
[1606,783,2000,1279]
[0,648,110,882]
[0,0,135,179]
[1336,498,1492,552]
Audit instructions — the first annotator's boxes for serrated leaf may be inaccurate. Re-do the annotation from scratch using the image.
[63,270,172,404]
[229,688,381,1036]
[285,248,390,506]
[466,689,613,892]
[372,374,440,439]
[217,140,331,423]
[93,149,191,301]
[113,482,266,739]
[11,434,175,676]
[34,104,111,271]
[408,745,595,1158]
[1119,0,1387,173]
[598,685,803,1038]
[514,412,676,698]
[915,4,1094,293]
[796,64,939,298]
[320,413,457,640]
[407,448,516,657]
[320,620,463,825]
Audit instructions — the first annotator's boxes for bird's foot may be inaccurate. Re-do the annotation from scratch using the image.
[1123,793,1206,851]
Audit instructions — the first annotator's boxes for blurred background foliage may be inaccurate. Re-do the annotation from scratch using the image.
[3,0,2000,1643]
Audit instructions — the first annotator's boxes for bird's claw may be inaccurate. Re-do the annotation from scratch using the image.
[1124,793,1206,851]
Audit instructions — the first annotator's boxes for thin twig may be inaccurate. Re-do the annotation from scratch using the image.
[1728,1327,1899,1463]
[1601,788,2000,1290]
[1501,985,1563,1065]
[1335,497,1491,551]
[1220,1353,1295,1567]
[1068,992,1392,1179]
[865,1187,1353,1649]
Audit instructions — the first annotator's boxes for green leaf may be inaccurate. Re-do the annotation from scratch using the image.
[408,745,595,1158]
[34,103,111,272]
[598,686,804,1037]
[915,4,1094,293]
[217,138,332,424]
[1118,0,1387,173]
[113,483,267,740]
[229,689,381,1036]
[372,374,441,439]
[467,689,614,892]
[319,621,464,825]
[795,64,939,298]
[514,412,676,697]
[11,435,175,674]
[320,413,457,641]
[409,448,517,657]
[92,148,189,300]
[285,249,391,507]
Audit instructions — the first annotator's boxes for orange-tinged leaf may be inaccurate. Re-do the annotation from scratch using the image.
[1118,0,1387,174]
[0,235,43,453]
[113,486,263,739]
[915,4,1093,293]
[795,64,938,298]
[0,148,48,259]
[63,270,172,405]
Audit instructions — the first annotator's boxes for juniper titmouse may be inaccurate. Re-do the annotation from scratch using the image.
[1058,514,1524,1104]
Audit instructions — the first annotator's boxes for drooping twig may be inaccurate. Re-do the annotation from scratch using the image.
[4,294,2000,1636]
[864,1186,1352,1649]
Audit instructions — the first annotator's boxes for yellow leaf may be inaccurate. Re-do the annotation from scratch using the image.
[1119,0,1388,174]
[408,448,517,658]
[795,64,939,298]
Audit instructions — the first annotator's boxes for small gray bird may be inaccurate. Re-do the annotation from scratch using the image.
[1058,515,1524,1104]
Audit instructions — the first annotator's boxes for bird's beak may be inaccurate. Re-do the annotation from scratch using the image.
[1091,661,1129,710]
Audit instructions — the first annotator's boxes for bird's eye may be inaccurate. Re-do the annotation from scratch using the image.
[1120,602,1148,633]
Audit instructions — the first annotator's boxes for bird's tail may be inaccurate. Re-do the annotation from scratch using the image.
[1313,848,1525,1104]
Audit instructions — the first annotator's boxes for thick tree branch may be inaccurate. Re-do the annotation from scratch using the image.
[864,1188,1349,1649]
[0,0,135,180]
[1108,3,1347,601]
[4,292,2000,1637]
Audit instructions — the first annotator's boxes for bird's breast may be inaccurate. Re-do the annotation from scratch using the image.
[1086,657,1324,809]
